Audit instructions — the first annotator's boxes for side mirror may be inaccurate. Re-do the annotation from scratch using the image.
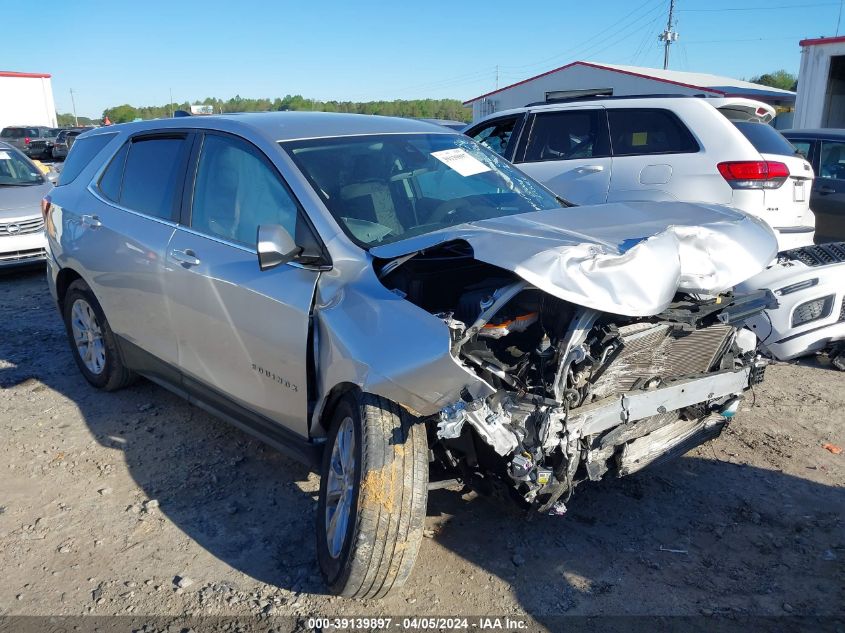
[46,171,59,185]
[257,224,301,271]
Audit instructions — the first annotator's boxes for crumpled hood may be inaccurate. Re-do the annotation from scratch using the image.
[370,200,778,316]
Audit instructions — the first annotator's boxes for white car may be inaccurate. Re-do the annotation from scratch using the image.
[0,141,53,268]
[465,95,815,251]
[737,242,845,369]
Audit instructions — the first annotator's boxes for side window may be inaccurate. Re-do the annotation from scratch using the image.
[120,136,190,219]
[819,141,845,180]
[191,133,301,246]
[57,133,117,185]
[98,142,129,202]
[790,140,811,160]
[608,108,698,156]
[470,117,518,157]
[523,110,607,163]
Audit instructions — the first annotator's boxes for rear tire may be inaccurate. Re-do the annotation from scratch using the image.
[317,392,428,598]
[62,279,136,391]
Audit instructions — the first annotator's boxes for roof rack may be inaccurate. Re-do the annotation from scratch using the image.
[524,92,711,107]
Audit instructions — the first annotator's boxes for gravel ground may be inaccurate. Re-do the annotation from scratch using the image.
[1,268,843,630]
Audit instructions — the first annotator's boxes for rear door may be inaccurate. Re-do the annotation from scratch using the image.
[514,107,611,204]
[164,131,321,437]
[77,132,193,371]
[605,107,703,204]
[813,138,845,243]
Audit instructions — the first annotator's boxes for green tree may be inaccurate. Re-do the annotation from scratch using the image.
[749,70,797,91]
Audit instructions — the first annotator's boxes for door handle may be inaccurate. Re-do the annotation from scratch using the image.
[80,214,102,228]
[169,248,201,267]
[575,165,604,174]
[818,185,836,195]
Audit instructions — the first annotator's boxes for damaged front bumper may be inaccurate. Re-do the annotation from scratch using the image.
[436,353,764,513]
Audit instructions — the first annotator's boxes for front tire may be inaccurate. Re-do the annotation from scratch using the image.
[62,279,136,391]
[317,392,428,598]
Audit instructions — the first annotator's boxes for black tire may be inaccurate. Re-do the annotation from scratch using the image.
[317,392,428,599]
[62,279,136,391]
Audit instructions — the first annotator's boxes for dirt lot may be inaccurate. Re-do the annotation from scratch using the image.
[1,268,843,630]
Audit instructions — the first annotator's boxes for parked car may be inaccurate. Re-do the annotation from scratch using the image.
[24,128,63,160]
[465,95,815,251]
[45,113,776,597]
[738,242,845,370]
[0,141,52,267]
[782,129,845,243]
[0,125,53,154]
[51,128,90,160]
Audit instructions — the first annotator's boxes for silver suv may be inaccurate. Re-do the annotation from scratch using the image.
[45,112,777,598]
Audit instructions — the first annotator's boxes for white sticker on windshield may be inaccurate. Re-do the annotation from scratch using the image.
[431,148,491,177]
[0,151,10,160]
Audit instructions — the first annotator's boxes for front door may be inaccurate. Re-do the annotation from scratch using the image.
[164,132,320,437]
[514,108,612,205]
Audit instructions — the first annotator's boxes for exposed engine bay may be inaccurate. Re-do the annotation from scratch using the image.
[377,241,774,514]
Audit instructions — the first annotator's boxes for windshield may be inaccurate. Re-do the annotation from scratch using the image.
[733,121,799,157]
[281,133,562,247]
[0,148,44,186]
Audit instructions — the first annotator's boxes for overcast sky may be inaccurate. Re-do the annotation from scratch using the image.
[3,0,837,118]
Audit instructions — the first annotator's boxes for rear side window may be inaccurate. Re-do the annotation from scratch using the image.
[57,133,117,185]
[732,121,798,157]
[98,142,129,202]
[120,136,190,219]
[523,110,608,162]
[608,109,698,156]
[1,128,24,138]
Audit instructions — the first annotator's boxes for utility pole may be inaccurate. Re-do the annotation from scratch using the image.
[495,64,499,90]
[169,88,174,118]
[69,88,78,126]
[659,0,678,70]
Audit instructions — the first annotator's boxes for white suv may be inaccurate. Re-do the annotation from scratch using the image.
[465,96,815,251]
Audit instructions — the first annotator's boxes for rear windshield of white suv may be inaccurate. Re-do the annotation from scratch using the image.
[732,122,799,157]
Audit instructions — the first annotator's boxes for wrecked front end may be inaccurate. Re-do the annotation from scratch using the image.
[314,203,778,514]
[360,207,776,513]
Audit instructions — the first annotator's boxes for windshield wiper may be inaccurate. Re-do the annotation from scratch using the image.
[0,182,41,187]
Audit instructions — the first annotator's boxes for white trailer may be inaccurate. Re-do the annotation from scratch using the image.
[0,71,57,131]
[795,36,845,129]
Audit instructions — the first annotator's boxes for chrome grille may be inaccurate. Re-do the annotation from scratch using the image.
[0,217,44,236]
[0,247,45,263]
[785,242,845,267]
[588,322,734,400]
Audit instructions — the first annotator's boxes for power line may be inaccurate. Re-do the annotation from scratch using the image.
[680,2,838,10]
[683,35,806,43]
[498,0,665,72]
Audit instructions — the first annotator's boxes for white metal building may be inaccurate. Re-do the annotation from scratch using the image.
[794,36,845,128]
[464,61,795,122]
[0,71,57,130]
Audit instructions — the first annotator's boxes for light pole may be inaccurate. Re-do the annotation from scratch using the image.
[70,88,79,126]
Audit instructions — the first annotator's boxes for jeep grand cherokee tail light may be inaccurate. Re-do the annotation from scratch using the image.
[717,161,789,189]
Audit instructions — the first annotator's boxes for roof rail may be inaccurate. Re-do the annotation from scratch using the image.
[523,93,710,107]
